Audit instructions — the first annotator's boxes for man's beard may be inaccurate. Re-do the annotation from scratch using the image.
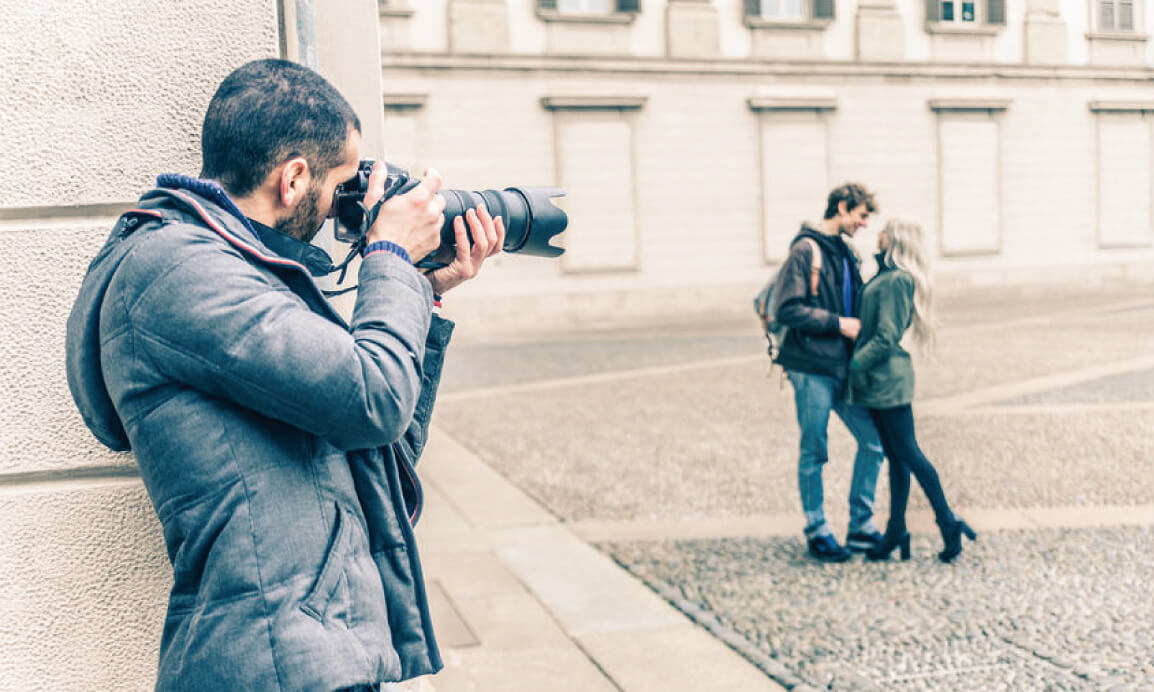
[275,182,324,243]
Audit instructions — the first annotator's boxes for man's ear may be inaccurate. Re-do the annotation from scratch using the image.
[837,200,848,217]
[278,157,311,209]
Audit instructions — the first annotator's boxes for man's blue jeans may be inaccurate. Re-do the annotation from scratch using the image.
[786,370,883,540]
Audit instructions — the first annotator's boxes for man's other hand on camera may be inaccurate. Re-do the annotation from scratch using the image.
[425,204,505,295]
[364,161,445,262]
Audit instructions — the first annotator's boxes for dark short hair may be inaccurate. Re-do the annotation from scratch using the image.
[200,59,361,196]
[823,183,877,219]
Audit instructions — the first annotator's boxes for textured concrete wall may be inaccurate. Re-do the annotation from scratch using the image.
[0,483,169,689]
[0,1,281,689]
[0,1,279,208]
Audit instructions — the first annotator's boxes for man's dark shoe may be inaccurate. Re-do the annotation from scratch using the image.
[807,534,852,562]
[845,530,884,553]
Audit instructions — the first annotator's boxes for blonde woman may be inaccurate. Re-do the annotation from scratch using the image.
[845,219,976,563]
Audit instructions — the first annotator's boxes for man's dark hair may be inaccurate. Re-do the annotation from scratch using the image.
[200,59,361,196]
[823,183,877,219]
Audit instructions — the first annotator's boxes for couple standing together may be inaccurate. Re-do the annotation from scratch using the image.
[771,183,977,564]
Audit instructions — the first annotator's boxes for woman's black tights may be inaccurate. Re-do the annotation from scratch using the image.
[868,405,954,532]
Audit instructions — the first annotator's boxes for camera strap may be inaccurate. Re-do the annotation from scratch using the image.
[322,197,387,297]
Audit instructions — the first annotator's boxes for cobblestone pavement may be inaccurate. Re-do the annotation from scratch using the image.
[434,281,1154,690]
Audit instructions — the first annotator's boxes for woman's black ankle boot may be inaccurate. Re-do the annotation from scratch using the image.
[938,518,977,563]
[866,530,911,561]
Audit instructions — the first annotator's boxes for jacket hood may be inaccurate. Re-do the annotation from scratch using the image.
[65,207,160,451]
[796,222,861,264]
[796,223,842,255]
[65,181,337,452]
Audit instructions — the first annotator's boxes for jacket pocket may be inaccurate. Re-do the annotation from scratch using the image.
[300,503,351,623]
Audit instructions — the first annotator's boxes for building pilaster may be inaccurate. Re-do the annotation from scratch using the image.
[1023,0,1067,64]
[448,0,509,54]
[665,0,720,59]
[855,0,906,61]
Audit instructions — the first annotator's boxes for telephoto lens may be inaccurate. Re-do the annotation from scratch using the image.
[333,161,567,267]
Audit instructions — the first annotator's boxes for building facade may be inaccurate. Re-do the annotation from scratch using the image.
[374,0,1154,331]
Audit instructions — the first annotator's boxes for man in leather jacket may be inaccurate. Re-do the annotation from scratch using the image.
[773,183,886,562]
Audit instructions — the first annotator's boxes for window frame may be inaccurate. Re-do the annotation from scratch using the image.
[556,0,613,14]
[1097,0,1138,33]
[759,0,807,22]
[743,0,835,29]
[536,0,640,23]
[938,0,981,25]
[925,0,1005,31]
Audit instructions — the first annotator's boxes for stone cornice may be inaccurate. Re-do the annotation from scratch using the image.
[379,52,1154,84]
[929,98,1012,112]
[1089,100,1154,112]
[540,96,647,111]
[1085,31,1151,43]
[744,17,832,31]
[747,96,837,111]
[925,22,1001,36]
[381,93,428,110]
[536,10,637,25]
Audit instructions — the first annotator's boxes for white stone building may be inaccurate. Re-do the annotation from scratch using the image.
[376,0,1154,331]
[0,1,1151,688]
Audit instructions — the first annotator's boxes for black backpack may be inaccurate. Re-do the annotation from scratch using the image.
[753,237,822,360]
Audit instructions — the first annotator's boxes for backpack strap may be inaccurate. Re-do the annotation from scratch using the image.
[802,237,822,296]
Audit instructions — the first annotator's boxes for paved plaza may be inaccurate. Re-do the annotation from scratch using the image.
[419,279,1154,691]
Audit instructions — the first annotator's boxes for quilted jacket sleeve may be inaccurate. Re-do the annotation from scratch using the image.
[126,231,433,451]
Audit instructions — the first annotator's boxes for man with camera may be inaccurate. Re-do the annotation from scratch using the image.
[773,183,886,562]
[66,59,502,691]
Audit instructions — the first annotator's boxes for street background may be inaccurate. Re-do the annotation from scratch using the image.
[415,278,1154,691]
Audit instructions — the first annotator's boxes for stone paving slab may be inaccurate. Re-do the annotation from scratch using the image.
[601,526,1154,691]
[493,525,686,637]
[998,366,1154,405]
[413,429,789,692]
[577,625,788,691]
[431,645,620,692]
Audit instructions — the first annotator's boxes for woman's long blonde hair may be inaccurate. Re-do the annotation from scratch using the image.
[880,218,936,349]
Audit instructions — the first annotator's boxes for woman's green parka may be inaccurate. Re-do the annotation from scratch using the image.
[846,259,917,409]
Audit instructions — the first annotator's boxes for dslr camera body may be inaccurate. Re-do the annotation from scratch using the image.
[332,161,567,267]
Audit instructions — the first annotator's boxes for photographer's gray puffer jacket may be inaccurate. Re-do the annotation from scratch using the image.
[65,178,450,691]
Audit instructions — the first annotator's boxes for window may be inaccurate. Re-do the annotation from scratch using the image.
[558,0,611,12]
[541,97,647,272]
[1090,103,1154,248]
[940,1,977,23]
[761,0,805,21]
[926,0,1004,26]
[929,100,1011,256]
[744,0,835,22]
[747,98,837,262]
[1099,0,1136,32]
[538,0,640,13]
